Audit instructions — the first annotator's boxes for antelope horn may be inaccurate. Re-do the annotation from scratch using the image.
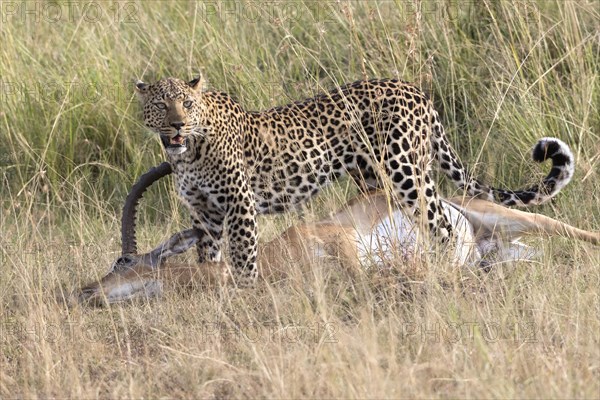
[121,162,173,255]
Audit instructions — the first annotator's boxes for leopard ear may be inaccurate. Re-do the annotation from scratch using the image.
[188,74,206,92]
[134,79,149,101]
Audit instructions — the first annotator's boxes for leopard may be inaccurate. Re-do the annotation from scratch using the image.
[133,75,573,287]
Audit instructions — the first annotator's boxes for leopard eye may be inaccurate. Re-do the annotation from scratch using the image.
[154,102,167,110]
[183,100,193,109]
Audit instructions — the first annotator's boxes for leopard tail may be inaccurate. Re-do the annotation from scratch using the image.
[430,108,574,206]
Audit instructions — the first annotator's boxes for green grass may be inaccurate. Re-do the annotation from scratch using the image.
[1,0,599,398]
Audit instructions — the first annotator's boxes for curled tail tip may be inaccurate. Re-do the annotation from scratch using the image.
[491,137,575,207]
[531,137,575,197]
[532,137,574,166]
[532,137,575,186]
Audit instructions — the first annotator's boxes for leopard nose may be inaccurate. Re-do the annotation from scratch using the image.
[170,121,185,130]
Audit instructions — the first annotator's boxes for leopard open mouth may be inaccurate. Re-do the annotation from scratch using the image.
[160,133,188,150]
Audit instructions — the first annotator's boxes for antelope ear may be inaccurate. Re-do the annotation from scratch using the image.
[134,79,149,100]
[188,74,205,92]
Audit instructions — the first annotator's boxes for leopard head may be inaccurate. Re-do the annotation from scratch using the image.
[135,75,206,155]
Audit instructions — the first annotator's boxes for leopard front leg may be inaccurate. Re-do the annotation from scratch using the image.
[191,212,224,263]
[225,191,259,287]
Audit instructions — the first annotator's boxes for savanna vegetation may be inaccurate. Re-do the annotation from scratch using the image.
[1,1,598,398]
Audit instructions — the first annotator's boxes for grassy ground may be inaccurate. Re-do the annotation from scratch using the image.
[1,0,599,398]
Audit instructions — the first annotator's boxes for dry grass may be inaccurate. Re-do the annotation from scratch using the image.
[1,1,599,398]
